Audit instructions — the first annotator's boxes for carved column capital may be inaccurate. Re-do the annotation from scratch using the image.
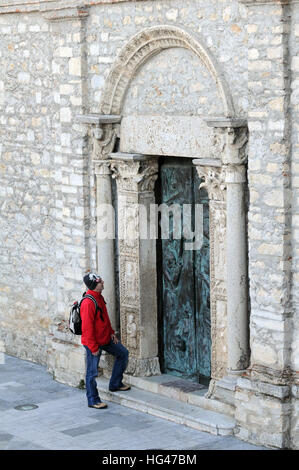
[76,114,121,160]
[223,126,248,167]
[110,153,159,193]
[204,117,248,167]
[94,159,112,176]
[193,159,226,202]
[204,118,248,185]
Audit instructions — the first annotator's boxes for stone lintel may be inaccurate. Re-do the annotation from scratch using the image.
[192,158,222,167]
[204,117,247,129]
[110,152,154,162]
[76,114,122,125]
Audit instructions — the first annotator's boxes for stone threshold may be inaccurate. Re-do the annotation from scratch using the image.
[96,375,236,436]
[122,373,235,417]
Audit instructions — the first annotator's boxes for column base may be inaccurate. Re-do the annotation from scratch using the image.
[235,376,291,449]
[208,370,247,405]
[210,376,238,406]
[100,354,162,379]
[126,356,161,377]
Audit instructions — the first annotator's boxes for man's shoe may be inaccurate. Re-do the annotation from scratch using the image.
[88,402,108,409]
[118,384,131,391]
[109,384,131,392]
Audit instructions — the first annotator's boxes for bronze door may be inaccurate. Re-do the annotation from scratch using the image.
[157,157,211,384]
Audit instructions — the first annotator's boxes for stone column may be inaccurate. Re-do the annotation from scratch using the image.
[75,114,122,330]
[224,132,249,373]
[94,160,116,330]
[110,153,161,376]
[206,119,249,375]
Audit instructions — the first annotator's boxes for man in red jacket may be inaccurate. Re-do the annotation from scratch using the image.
[81,273,130,409]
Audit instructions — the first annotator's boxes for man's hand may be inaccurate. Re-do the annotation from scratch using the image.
[111,334,119,344]
[92,350,100,356]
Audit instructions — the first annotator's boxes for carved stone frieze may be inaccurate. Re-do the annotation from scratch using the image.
[120,306,140,356]
[119,257,140,308]
[110,154,160,376]
[193,159,228,381]
[209,200,227,380]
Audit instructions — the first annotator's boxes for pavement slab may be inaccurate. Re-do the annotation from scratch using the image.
[0,354,268,451]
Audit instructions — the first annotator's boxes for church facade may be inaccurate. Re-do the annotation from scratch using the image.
[0,0,298,449]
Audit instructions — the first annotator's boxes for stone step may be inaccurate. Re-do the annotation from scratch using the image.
[122,373,235,417]
[96,376,236,436]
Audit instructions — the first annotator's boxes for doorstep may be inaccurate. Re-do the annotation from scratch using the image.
[122,373,235,417]
[96,375,236,436]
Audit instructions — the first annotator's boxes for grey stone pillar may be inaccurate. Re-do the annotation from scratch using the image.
[224,157,249,372]
[75,114,122,330]
[201,118,249,404]
[110,153,161,377]
[94,160,116,330]
[206,119,249,375]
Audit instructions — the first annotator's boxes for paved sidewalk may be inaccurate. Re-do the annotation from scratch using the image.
[0,354,267,450]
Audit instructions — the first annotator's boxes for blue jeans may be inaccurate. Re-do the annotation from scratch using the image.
[84,341,129,406]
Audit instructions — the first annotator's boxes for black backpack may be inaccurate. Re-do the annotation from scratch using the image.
[69,292,104,335]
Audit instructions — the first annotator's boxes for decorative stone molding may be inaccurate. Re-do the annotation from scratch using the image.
[193,159,227,383]
[0,1,136,15]
[99,25,235,118]
[43,6,89,22]
[239,0,293,5]
[76,114,121,160]
[246,364,293,387]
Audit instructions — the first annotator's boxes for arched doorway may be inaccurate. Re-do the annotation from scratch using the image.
[95,25,248,386]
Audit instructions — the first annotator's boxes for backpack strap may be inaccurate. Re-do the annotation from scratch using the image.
[80,293,104,321]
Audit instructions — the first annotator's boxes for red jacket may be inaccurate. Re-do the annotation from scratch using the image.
[80,290,114,353]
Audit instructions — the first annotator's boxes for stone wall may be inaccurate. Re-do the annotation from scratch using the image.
[0,0,249,372]
[0,9,97,365]
[0,0,298,449]
[234,0,297,450]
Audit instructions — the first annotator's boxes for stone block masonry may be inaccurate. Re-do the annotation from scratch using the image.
[0,7,98,366]
[0,0,249,375]
[0,0,298,450]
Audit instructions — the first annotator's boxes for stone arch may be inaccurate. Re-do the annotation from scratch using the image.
[99,25,235,117]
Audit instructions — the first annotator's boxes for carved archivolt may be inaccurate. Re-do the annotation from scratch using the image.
[99,25,235,118]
